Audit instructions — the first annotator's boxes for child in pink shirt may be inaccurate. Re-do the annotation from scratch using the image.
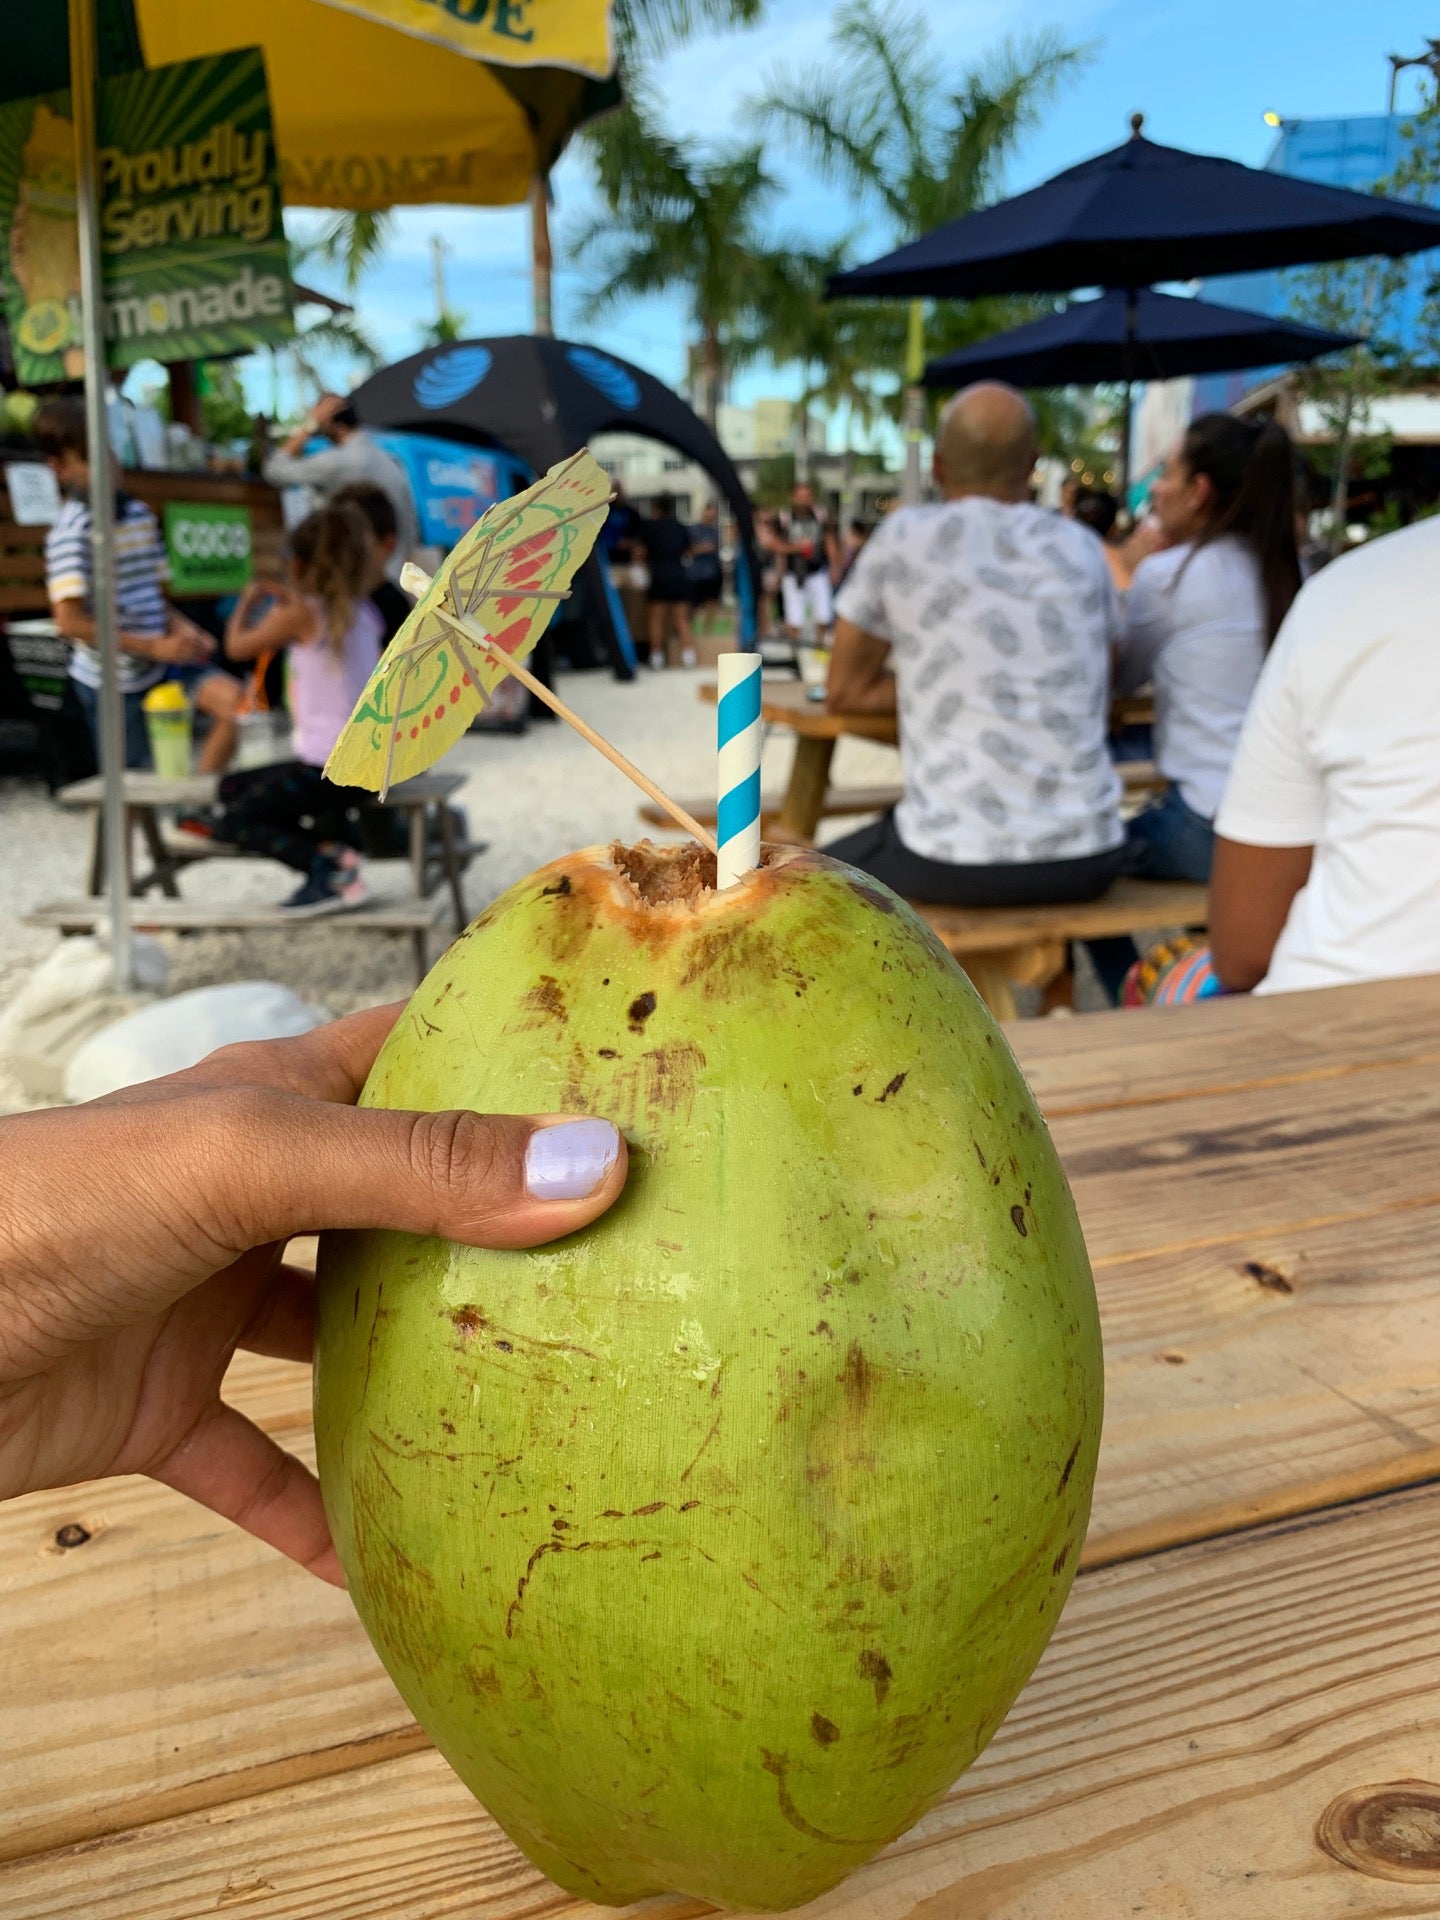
[181,503,382,915]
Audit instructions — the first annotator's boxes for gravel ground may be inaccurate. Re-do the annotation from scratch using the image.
[0,666,946,1110]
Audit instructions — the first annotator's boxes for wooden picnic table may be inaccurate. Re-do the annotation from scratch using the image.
[50,768,473,930]
[691,678,1159,843]
[3,973,1439,1916]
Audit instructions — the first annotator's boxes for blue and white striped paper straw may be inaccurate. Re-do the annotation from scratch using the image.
[716,652,762,889]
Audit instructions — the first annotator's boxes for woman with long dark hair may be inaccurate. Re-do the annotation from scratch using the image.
[1114,412,1301,882]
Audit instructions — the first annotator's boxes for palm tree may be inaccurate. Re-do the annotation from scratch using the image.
[283,311,383,400]
[749,4,1087,259]
[313,207,394,297]
[573,94,786,428]
[612,0,762,63]
[750,243,892,479]
[749,1,1090,491]
[419,309,470,348]
[269,234,382,414]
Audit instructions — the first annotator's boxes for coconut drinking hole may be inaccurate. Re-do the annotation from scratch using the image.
[609,839,782,909]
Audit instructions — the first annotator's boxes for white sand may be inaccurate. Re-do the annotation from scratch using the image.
[0,668,907,1110]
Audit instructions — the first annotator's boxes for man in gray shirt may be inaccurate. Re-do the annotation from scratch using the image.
[263,393,419,584]
[825,383,1124,907]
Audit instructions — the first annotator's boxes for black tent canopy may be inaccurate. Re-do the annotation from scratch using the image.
[351,336,760,671]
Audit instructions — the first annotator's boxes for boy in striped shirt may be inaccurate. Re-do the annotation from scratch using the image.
[36,398,238,771]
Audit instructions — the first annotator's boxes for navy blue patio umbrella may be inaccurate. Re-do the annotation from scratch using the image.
[830,117,1440,301]
[921,287,1360,391]
[831,114,1440,495]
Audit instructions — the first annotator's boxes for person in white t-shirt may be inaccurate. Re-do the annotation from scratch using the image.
[1113,413,1302,883]
[825,383,1123,906]
[1209,516,1440,995]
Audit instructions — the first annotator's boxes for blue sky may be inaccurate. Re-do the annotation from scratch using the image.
[258,0,1437,425]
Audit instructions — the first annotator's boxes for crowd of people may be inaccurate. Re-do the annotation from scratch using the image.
[35,393,404,917]
[604,492,728,669]
[5,369,1438,1618]
[824,378,1439,1003]
[30,373,1440,999]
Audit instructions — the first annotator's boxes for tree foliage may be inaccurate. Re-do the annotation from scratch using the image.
[573,86,792,423]
[1285,82,1440,530]
[745,2,1089,414]
[749,3,1087,242]
[612,0,763,62]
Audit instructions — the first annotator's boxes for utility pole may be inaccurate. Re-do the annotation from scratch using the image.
[430,234,451,326]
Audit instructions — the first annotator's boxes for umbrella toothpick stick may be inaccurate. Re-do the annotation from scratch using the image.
[420,588,719,856]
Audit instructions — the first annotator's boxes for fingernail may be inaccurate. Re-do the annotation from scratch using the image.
[524,1119,621,1201]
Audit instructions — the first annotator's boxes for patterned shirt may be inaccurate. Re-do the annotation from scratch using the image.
[46,493,168,693]
[835,499,1123,866]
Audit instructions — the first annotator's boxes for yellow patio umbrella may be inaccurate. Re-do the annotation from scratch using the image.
[139,0,618,209]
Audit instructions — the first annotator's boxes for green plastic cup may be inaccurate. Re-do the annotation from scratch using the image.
[142,681,193,778]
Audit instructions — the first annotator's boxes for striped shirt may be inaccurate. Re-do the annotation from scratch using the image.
[46,494,169,692]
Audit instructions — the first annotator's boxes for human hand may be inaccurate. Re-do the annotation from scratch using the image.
[1126,514,1170,563]
[0,1006,627,1585]
[238,576,296,619]
[308,393,344,432]
[154,617,216,666]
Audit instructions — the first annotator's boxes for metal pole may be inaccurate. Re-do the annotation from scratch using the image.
[429,233,449,326]
[68,0,133,990]
[901,298,925,506]
[1118,286,1137,509]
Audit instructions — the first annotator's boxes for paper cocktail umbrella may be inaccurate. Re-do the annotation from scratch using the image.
[326,449,613,797]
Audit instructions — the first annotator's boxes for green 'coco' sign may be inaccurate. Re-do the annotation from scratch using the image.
[164,501,253,596]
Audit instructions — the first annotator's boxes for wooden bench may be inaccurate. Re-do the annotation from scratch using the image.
[25,891,447,985]
[638,784,904,834]
[915,877,1210,1020]
[640,763,1162,842]
[55,769,474,930]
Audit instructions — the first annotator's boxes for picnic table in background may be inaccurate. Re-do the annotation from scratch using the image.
[22,770,477,985]
[663,679,1160,845]
[49,770,474,925]
[3,973,1438,1917]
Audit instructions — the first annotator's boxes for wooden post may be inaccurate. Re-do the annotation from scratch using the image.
[530,176,553,338]
[167,360,204,436]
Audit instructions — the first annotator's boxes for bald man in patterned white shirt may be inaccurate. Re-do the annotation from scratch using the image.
[825,383,1124,907]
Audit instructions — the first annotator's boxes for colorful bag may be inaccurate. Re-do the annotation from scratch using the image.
[1120,933,1225,1007]
[233,650,290,769]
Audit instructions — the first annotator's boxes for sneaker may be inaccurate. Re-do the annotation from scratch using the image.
[648,651,665,671]
[681,646,697,668]
[175,807,222,841]
[280,856,370,916]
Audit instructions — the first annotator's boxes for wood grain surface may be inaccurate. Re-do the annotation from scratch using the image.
[1010,973,1440,1115]
[8,1484,1440,1919]
[3,978,1438,1916]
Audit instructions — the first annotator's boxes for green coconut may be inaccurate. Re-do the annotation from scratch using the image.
[315,840,1102,1911]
